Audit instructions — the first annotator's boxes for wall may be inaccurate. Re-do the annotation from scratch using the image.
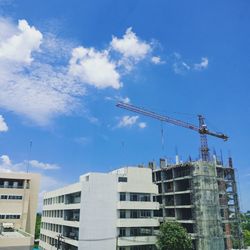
[78,173,117,250]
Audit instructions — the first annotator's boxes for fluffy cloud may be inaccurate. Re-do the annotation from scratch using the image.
[29,160,60,170]
[0,18,85,125]
[151,56,164,65]
[0,19,42,64]
[194,57,209,70]
[0,154,60,172]
[111,27,151,61]
[0,18,157,125]
[118,115,139,127]
[0,115,8,132]
[69,47,121,89]
[118,115,146,129]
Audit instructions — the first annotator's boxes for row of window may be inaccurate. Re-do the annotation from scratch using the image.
[0,214,21,219]
[119,227,155,237]
[119,246,156,250]
[119,210,152,219]
[0,195,22,200]
[0,179,29,189]
[42,209,63,218]
[41,222,62,233]
[120,192,151,202]
[40,234,59,248]
[43,195,64,205]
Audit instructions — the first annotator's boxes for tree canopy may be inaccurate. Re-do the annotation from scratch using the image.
[157,221,193,250]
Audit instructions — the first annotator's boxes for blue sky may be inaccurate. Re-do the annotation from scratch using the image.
[0,0,249,211]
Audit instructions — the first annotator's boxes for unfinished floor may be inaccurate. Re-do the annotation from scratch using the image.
[152,158,242,250]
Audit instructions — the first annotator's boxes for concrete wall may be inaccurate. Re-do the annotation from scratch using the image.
[78,173,117,250]
[0,172,40,236]
[0,236,33,250]
[192,162,224,250]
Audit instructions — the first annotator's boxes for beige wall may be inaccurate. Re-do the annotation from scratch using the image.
[0,172,40,236]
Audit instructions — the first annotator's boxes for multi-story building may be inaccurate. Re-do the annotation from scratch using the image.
[152,157,242,250]
[40,167,160,250]
[0,172,40,250]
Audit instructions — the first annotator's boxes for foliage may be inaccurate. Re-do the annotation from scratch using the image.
[157,221,193,250]
[35,213,41,239]
[244,230,250,247]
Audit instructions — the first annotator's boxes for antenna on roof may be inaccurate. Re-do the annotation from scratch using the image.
[26,141,32,173]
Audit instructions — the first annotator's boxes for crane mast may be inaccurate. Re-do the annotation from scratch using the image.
[116,102,228,162]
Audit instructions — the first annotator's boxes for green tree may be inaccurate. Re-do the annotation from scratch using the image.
[157,221,193,250]
[35,213,41,239]
[244,230,250,247]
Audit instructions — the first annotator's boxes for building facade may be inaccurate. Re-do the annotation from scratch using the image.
[40,167,160,250]
[0,172,40,250]
[152,157,242,250]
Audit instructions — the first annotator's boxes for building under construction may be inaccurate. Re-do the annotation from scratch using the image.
[116,102,243,250]
[151,157,242,250]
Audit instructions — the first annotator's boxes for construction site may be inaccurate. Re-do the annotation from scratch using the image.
[117,102,244,250]
[151,157,242,250]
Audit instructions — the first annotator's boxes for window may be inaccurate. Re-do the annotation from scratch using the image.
[130,193,139,201]
[130,193,151,202]
[119,210,126,218]
[120,192,126,201]
[119,228,126,237]
[8,195,22,200]
[5,214,20,219]
[0,195,8,199]
[118,177,127,182]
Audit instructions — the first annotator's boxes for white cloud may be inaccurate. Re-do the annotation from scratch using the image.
[0,18,85,125]
[69,47,121,89]
[151,56,164,65]
[111,27,151,61]
[118,115,139,128]
[194,57,209,70]
[138,122,147,129]
[29,160,60,170]
[0,115,8,132]
[105,96,130,104]
[117,115,147,129]
[120,96,130,104]
[172,53,208,74]
[0,19,42,64]
[0,154,61,172]
[0,19,157,125]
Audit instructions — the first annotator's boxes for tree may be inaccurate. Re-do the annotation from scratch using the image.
[157,221,193,250]
[35,213,41,239]
[244,230,250,247]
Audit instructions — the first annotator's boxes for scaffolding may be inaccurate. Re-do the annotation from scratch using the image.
[152,158,243,250]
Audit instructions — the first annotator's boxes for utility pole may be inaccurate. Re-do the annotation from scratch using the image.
[56,234,64,250]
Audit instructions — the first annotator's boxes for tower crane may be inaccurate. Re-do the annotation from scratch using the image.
[116,102,228,162]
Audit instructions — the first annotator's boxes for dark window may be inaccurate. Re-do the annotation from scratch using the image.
[119,210,126,218]
[119,228,126,237]
[130,193,139,201]
[118,177,127,182]
[120,192,126,201]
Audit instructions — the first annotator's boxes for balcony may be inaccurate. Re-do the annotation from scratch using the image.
[63,226,79,241]
[64,210,80,222]
[65,192,81,205]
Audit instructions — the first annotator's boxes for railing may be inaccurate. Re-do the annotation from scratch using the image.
[0,185,25,189]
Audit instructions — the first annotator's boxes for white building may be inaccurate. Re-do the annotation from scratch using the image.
[0,172,40,250]
[40,167,159,250]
